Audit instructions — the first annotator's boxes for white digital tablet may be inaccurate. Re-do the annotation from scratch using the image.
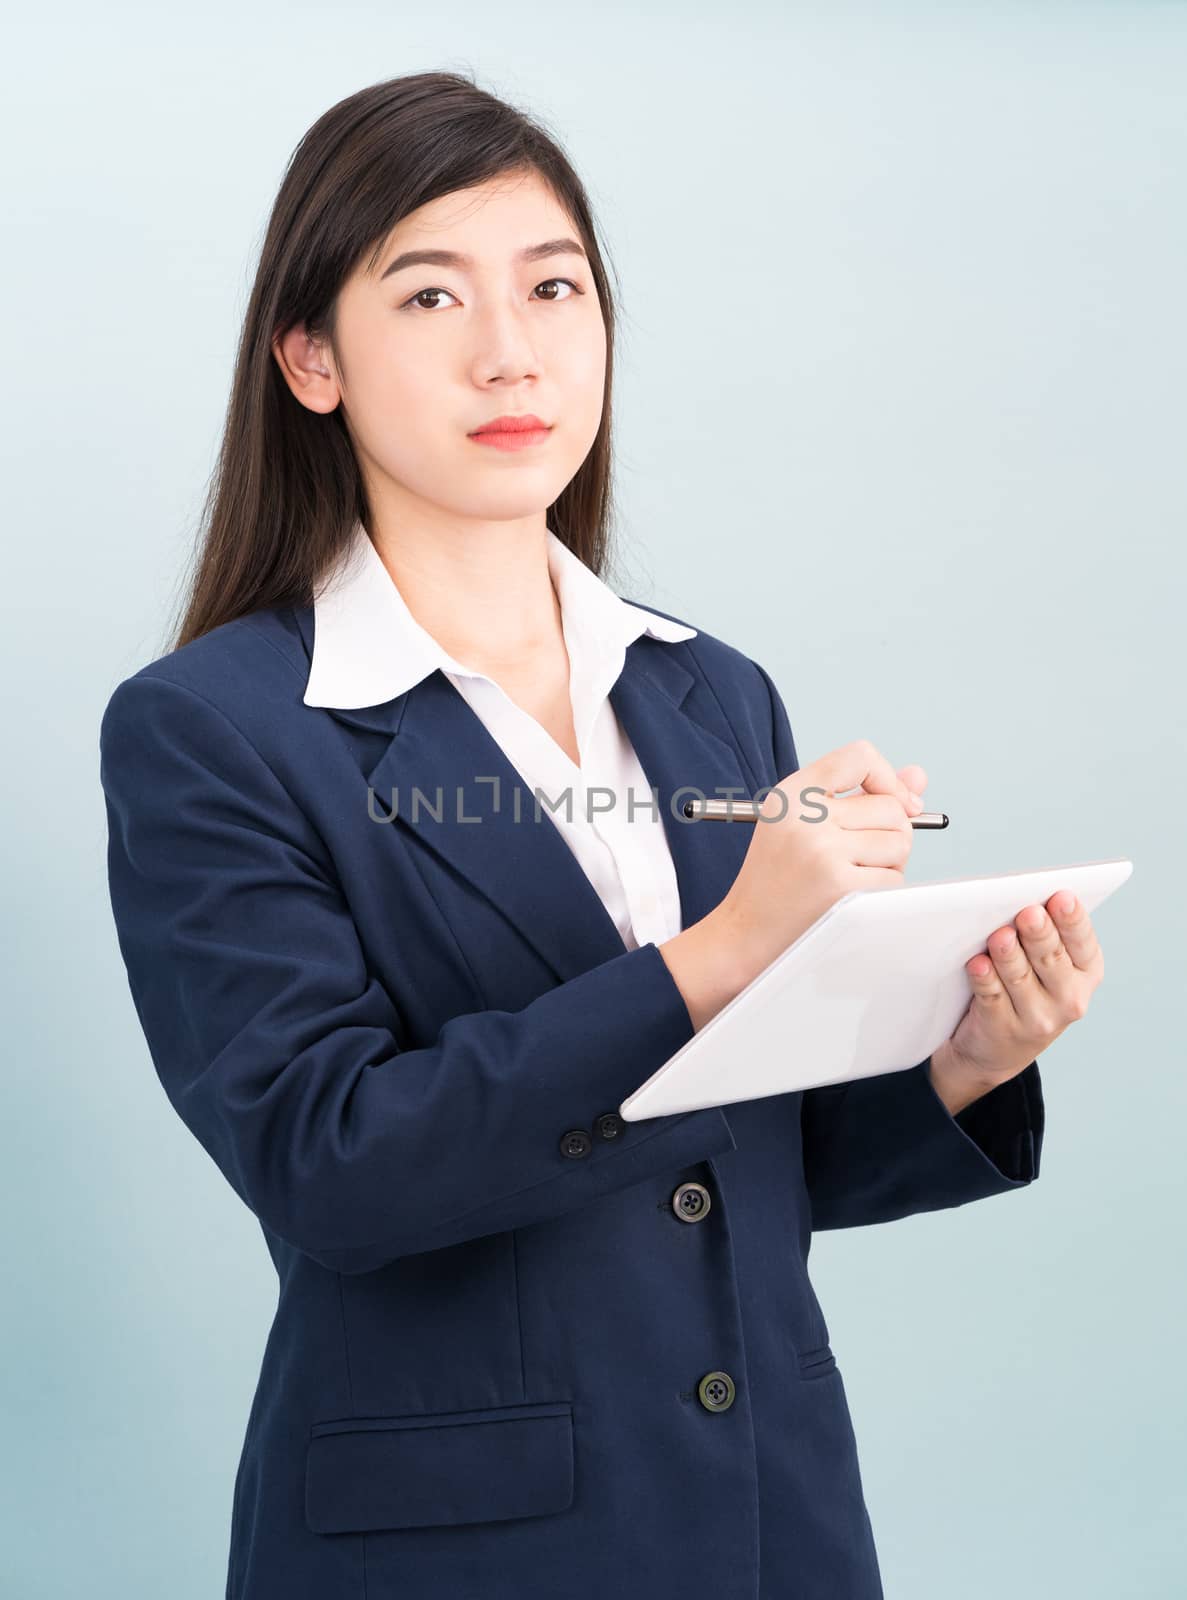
[620,857,1133,1122]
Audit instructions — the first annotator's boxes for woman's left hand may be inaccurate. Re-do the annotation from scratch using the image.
[932,892,1106,1104]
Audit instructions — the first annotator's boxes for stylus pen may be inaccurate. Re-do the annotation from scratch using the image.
[681,798,949,829]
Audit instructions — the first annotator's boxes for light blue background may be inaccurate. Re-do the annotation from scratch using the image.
[4,3,1182,1595]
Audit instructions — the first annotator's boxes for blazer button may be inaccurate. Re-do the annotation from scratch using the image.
[594,1112,624,1141]
[560,1128,593,1159]
[697,1371,736,1413]
[671,1181,712,1222]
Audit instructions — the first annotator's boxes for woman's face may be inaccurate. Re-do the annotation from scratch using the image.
[277,168,607,527]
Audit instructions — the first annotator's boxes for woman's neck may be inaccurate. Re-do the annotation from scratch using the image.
[367,514,564,673]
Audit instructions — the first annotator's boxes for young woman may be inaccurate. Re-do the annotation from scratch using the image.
[99,70,1105,1600]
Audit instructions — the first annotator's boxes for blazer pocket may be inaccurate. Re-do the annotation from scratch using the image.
[305,1401,575,1535]
[796,1343,838,1380]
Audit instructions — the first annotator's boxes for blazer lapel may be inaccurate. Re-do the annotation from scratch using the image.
[295,605,756,985]
[609,647,757,933]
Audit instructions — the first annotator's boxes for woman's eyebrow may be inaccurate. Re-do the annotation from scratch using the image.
[379,237,588,282]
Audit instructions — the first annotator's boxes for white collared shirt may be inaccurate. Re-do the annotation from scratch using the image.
[303,520,698,951]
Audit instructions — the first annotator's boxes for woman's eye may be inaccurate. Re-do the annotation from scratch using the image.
[404,287,460,311]
[401,278,583,312]
[533,278,581,302]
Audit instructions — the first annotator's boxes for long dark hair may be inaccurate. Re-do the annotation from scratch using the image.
[168,70,623,652]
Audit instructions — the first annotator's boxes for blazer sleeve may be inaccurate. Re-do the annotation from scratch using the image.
[99,673,736,1276]
[750,658,1045,1231]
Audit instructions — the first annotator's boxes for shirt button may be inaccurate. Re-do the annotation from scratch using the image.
[671,1181,712,1222]
[594,1112,624,1141]
[559,1128,593,1160]
[697,1371,736,1413]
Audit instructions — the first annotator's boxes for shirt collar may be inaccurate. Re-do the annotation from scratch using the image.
[302,518,696,710]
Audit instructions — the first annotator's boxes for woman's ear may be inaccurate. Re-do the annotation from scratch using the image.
[271,323,340,414]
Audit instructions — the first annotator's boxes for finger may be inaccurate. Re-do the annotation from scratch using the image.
[1014,901,1078,999]
[985,921,1041,1019]
[830,792,917,832]
[850,828,913,870]
[896,764,928,799]
[823,740,916,814]
[966,950,1015,1021]
[1045,892,1105,979]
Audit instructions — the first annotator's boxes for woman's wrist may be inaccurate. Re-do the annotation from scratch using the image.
[928,1041,997,1117]
[658,900,762,1034]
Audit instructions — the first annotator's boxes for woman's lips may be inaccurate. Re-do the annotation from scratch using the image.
[468,426,552,452]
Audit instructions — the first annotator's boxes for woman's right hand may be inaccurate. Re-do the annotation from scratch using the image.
[712,739,926,987]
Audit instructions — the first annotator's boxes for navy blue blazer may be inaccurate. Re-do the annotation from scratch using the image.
[99,597,1044,1600]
